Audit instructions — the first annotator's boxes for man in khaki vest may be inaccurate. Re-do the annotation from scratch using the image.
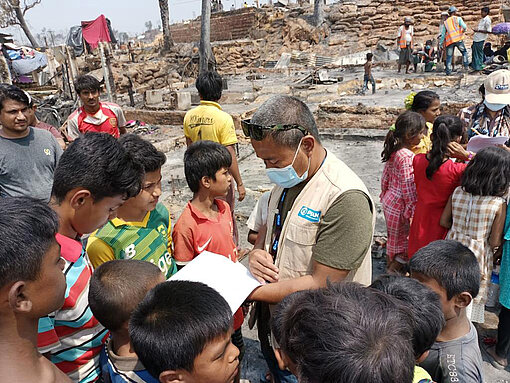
[242,95,374,382]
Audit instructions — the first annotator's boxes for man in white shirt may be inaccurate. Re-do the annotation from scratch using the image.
[397,17,414,74]
[472,6,492,72]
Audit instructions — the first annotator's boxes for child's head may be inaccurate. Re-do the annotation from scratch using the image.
[184,140,232,196]
[51,132,144,234]
[196,71,223,102]
[409,240,480,319]
[410,90,440,124]
[426,115,464,179]
[371,275,445,362]
[270,291,305,375]
[461,146,510,197]
[88,259,165,334]
[0,197,65,321]
[382,111,426,162]
[118,134,167,213]
[129,281,239,383]
[366,52,373,61]
[280,282,415,383]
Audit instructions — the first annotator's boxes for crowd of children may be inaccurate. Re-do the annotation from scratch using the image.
[380,71,510,380]
[1,66,510,383]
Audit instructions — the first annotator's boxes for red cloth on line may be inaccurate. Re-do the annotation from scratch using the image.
[81,15,111,50]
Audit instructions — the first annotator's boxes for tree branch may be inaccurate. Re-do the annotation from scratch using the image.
[22,0,41,16]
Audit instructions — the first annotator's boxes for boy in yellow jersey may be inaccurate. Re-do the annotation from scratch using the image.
[183,71,245,245]
[87,134,177,278]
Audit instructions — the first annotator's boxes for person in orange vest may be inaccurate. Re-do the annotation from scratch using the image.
[397,16,414,74]
[440,6,469,75]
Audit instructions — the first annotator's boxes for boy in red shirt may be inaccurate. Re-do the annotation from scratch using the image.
[66,75,127,140]
[172,140,244,382]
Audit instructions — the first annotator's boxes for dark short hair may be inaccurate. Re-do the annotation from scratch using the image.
[366,53,373,60]
[409,240,480,300]
[371,275,445,358]
[0,84,30,112]
[196,71,223,101]
[0,197,59,288]
[281,282,415,383]
[251,95,321,149]
[482,6,490,13]
[129,281,233,377]
[119,134,166,173]
[271,290,306,345]
[461,146,510,197]
[75,75,101,95]
[184,140,232,193]
[51,133,143,203]
[411,91,439,113]
[89,260,163,332]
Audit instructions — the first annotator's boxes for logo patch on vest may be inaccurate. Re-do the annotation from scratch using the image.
[298,206,321,223]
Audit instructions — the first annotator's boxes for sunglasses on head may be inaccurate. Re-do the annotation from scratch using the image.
[241,119,309,141]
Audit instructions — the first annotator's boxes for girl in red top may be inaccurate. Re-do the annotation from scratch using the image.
[408,115,468,257]
[380,111,426,272]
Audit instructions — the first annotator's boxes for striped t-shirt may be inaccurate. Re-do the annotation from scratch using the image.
[38,233,108,383]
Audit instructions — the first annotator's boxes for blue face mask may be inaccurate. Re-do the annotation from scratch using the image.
[266,140,310,188]
[484,99,507,112]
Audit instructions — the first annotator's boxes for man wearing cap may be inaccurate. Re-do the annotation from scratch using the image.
[244,95,374,382]
[397,17,414,74]
[440,6,469,75]
[472,6,492,72]
[458,69,510,142]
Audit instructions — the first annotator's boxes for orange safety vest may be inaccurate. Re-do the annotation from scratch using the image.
[444,16,464,46]
[399,25,413,49]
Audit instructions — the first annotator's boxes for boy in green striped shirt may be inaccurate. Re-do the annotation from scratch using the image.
[87,135,177,278]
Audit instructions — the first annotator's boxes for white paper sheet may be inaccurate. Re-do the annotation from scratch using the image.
[467,135,509,153]
[170,251,262,314]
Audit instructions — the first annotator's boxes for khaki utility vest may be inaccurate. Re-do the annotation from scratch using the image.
[264,150,374,286]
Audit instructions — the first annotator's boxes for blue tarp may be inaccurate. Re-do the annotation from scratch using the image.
[11,50,48,75]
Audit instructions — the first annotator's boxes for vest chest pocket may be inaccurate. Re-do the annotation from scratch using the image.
[285,221,318,245]
[278,221,318,275]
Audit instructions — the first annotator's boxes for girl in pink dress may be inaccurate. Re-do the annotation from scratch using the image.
[381,111,427,272]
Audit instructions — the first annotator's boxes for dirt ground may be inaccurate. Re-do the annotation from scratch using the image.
[136,125,510,382]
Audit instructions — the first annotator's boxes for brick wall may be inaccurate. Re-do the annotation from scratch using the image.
[327,0,505,55]
[170,8,257,43]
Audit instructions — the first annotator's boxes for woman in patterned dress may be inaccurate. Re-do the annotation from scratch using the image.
[381,111,427,272]
[440,146,510,323]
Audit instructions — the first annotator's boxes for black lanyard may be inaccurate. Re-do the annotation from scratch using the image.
[270,189,288,259]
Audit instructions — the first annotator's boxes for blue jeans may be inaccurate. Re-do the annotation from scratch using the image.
[445,41,469,74]
[363,74,376,94]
